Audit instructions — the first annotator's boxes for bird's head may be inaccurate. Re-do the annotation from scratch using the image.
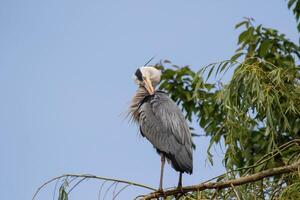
[134,66,162,95]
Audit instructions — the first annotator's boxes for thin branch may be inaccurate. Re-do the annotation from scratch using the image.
[230,183,241,200]
[113,182,119,198]
[201,139,300,185]
[103,182,116,200]
[68,177,87,194]
[113,184,131,200]
[32,174,156,200]
[242,139,300,176]
[52,177,61,200]
[141,160,300,200]
[98,180,108,200]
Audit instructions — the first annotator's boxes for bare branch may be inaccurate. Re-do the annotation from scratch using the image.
[141,160,300,200]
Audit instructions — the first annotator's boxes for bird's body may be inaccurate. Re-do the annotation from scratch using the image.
[132,88,193,173]
[129,66,193,190]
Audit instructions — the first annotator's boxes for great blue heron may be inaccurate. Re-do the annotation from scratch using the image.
[129,66,193,191]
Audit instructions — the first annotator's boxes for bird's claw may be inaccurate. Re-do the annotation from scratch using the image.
[157,188,164,193]
[177,185,184,194]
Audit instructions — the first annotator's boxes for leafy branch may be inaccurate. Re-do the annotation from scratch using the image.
[32,140,300,200]
[32,174,156,200]
[139,160,300,200]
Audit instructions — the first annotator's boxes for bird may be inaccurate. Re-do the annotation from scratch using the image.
[129,66,193,191]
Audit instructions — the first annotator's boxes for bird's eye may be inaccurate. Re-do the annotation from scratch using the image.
[135,68,143,81]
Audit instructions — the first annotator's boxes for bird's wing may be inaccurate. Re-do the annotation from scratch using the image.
[138,92,193,173]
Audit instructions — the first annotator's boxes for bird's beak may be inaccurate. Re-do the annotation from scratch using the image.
[143,77,155,95]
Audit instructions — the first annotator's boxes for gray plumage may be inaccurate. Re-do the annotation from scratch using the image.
[129,66,193,190]
[138,91,193,174]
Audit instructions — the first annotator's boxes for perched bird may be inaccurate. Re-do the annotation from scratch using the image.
[129,66,193,191]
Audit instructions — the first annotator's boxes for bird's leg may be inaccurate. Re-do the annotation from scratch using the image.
[174,173,184,200]
[158,154,165,191]
[177,172,182,189]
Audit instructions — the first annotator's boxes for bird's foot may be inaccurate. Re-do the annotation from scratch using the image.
[177,184,184,193]
[175,185,184,200]
[157,187,164,193]
[157,188,166,199]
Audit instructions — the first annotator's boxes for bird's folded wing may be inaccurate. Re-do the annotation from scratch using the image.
[139,92,192,159]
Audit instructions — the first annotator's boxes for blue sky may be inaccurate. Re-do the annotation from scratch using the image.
[0,0,298,199]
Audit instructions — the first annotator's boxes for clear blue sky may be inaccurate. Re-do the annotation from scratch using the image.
[0,0,298,199]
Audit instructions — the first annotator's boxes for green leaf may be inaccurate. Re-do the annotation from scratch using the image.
[238,27,254,44]
[206,141,214,165]
[238,30,249,44]
[193,79,202,97]
[235,21,248,29]
[58,185,68,200]
[206,65,215,82]
[219,61,229,73]
[230,52,244,61]
[258,40,272,57]
[288,0,297,8]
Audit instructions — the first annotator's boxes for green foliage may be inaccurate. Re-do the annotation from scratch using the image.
[58,180,68,200]
[287,0,300,32]
[156,2,300,199]
[279,180,300,200]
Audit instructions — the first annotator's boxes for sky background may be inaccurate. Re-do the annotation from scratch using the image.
[0,0,299,199]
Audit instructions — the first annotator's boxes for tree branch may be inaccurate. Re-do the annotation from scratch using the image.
[32,174,156,200]
[141,160,300,200]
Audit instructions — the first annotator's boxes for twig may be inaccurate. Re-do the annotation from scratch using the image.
[98,181,107,200]
[141,160,300,200]
[68,177,87,194]
[113,182,119,198]
[230,183,240,200]
[103,182,116,200]
[32,174,156,200]
[134,195,146,200]
[52,177,61,200]
[113,184,131,200]
[98,180,108,200]
[201,139,300,185]
[242,139,300,176]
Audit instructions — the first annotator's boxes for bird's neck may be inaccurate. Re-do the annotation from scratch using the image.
[129,87,152,122]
